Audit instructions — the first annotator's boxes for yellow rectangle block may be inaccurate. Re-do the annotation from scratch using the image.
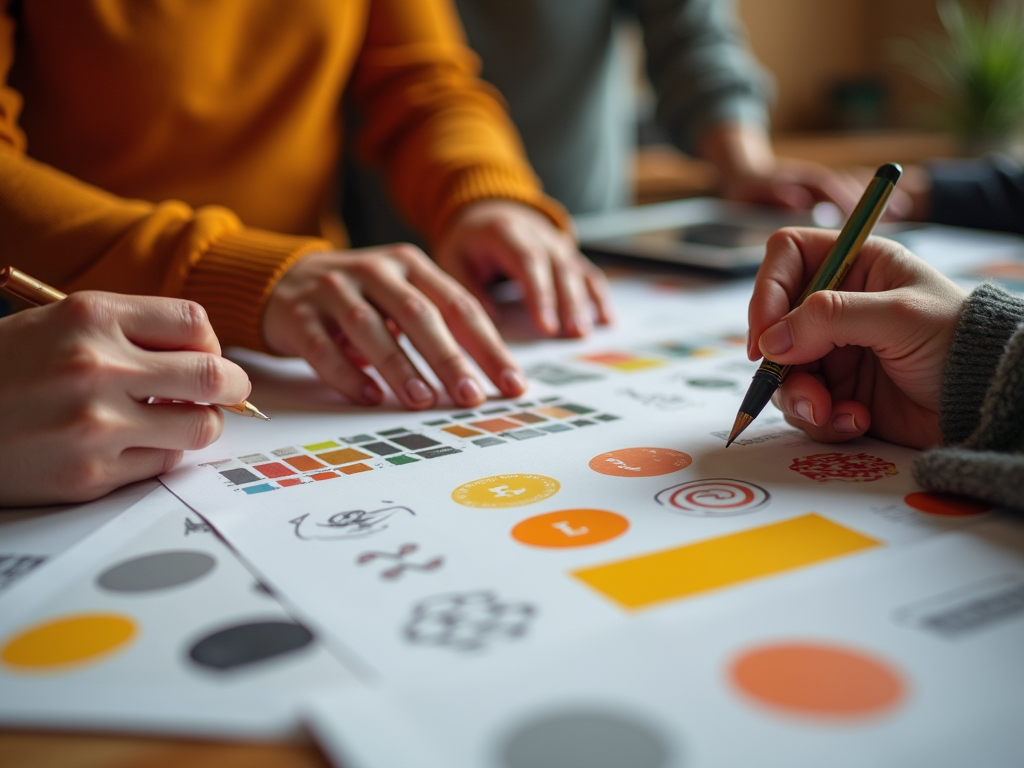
[572,514,880,610]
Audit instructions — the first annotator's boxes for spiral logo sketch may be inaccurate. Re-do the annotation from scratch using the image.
[655,479,770,517]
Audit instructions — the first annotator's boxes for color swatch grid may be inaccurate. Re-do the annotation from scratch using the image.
[527,332,746,386]
[204,397,621,496]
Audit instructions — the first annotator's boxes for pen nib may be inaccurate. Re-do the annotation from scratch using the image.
[725,412,754,448]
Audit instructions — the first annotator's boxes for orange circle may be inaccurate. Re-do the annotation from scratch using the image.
[2,613,136,672]
[731,642,905,718]
[588,448,692,478]
[904,492,991,517]
[512,509,629,548]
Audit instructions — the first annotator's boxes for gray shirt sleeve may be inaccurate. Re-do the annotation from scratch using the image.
[633,0,772,155]
[913,283,1024,511]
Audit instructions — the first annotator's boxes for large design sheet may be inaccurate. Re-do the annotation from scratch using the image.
[160,277,991,687]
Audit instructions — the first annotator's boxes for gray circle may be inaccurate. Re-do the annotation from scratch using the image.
[499,711,672,768]
[97,550,216,593]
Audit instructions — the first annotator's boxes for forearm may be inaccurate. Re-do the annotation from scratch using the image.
[913,283,1024,511]
[634,0,771,155]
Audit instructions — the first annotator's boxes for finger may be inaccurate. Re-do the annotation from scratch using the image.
[550,245,593,338]
[583,260,615,325]
[115,447,185,484]
[78,293,224,355]
[757,288,912,366]
[127,402,226,451]
[291,305,385,406]
[485,228,559,335]
[437,247,501,322]
[130,350,251,406]
[398,250,527,400]
[773,373,871,443]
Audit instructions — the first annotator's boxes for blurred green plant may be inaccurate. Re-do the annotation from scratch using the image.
[894,0,1024,149]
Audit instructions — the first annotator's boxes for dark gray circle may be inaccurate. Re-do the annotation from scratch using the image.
[189,621,314,671]
[499,711,672,768]
[97,550,216,593]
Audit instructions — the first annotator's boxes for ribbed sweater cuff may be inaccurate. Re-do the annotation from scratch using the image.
[941,282,1024,444]
[182,228,331,352]
[428,165,571,245]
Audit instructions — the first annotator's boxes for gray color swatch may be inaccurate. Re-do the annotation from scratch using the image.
[189,621,314,670]
[97,550,215,593]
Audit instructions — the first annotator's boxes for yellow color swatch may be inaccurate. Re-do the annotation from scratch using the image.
[2,613,136,671]
[572,514,880,610]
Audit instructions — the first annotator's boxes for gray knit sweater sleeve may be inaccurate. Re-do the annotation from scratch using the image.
[912,284,1024,511]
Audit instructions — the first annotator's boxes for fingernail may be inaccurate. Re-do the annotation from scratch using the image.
[405,378,433,405]
[542,308,559,335]
[575,312,592,336]
[500,367,527,395]
[833,413,859,434]
[363,383,383,405]
[761,320,793,356]
[795,397,815,424]
[456,377,485,406]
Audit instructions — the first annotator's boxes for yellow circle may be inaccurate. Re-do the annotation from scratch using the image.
[452,473,560,508]
[1,613,136,671]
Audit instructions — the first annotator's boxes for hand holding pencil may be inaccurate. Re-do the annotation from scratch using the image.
[0,271,257,506]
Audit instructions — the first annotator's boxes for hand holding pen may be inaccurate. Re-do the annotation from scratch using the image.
[0,272,257,506]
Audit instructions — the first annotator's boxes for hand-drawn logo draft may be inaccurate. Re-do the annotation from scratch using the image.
[655,478,770,517]
[452,474,560,508]
[589,447,692,478]
[403,591,536,652]
[290,503,415,541]
[357,544,444,580]
[790,453,898,483]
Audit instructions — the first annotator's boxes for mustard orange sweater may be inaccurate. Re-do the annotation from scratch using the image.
[0,0,563,350]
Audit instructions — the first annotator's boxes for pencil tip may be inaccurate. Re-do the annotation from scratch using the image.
[726,412,754,447]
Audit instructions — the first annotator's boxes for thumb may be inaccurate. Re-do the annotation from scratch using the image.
[757,289,900,364]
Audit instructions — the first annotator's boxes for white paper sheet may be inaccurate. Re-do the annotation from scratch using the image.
[307,518,1024,768]
[0,486,360,739]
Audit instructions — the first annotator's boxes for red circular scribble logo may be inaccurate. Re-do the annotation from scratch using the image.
[655,478,770,517]
[790,453,898,483]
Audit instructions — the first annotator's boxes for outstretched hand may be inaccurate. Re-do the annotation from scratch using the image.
[0,293,251,506]
[262,244,528,410]
[747,227,967,449]
[434,200,614,338]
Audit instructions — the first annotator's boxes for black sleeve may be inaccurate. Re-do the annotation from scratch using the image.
[927,154,1024,235]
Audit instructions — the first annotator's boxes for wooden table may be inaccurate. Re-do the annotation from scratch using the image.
[0,729,332,768]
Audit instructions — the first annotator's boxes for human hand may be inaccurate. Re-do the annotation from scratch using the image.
[262,244,528,410]
[699,122,911,217]
[0,293,251,506]
[747,227,967,449]
[433,200,613,338]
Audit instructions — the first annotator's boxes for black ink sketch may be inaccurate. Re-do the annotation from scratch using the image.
[709,427,800,446]
[896,575,1024,639]
[0,554,47,591]
[403,591,536,652]
[357,543,444,580]
[184,518,212,536]
[290,504,415,541]
[617,387,688,410]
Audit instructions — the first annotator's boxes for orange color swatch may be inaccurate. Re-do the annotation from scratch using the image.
[470,417,523,433]
[731,642,905,718]
[339,463,372,475]
[443,425,483,438]
[2,613,136,671]
[904,491,991,517]
[589,447,692,477]
[580,352,664,371]
[535,406,578,419]
[317,447,373,465]
[285,455,326,472]
[310,472,340,481]
[512,509,629,548]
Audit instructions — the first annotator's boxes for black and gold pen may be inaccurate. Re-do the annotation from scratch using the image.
[726,162,902,447]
